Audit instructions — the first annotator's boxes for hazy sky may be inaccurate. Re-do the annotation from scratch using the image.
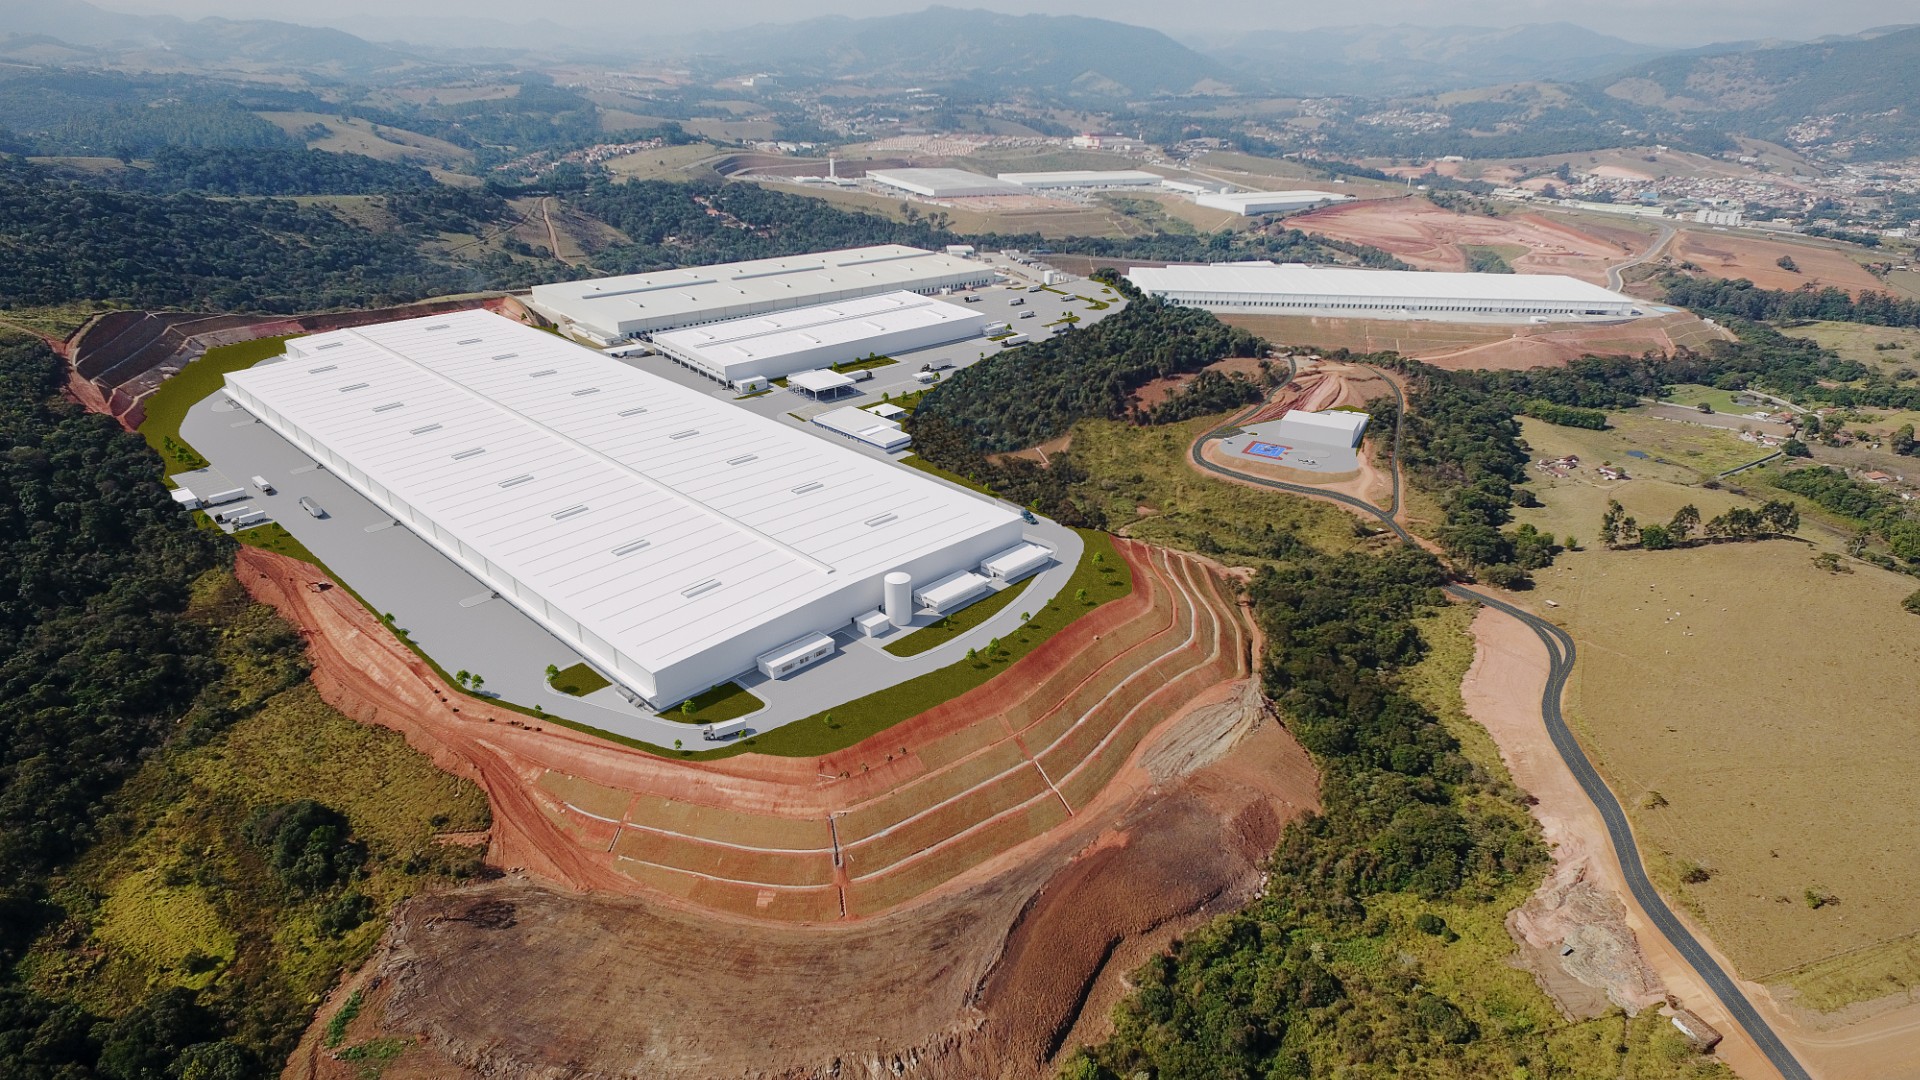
[112,0,1915,47]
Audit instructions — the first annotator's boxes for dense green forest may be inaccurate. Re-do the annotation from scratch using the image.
[0,155,524,312]
[912,273,1267,453]
[0,333,488,1076]
[1664,275,1920,328]
[1069,547,1555,1077]
[114,147,437,197]
[1771,466,1920,562]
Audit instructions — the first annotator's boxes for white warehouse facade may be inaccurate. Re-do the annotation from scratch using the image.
[997,170,1163,189]
[222,309,1024,707]
[1127,264,1644,323]
[650,291,987,388]
[527,245,995,341]
[1195,190,1353,215]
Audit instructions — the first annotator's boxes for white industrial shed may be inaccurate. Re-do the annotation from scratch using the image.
[527,245,994,341]
[1195,190,1353,215]
[222,309,1023,707]
[812,405,911,451]
[1274,409,1369,448]
[998,170,1162,189]
[1127,264,1644,323]
[866,168,1022,198]
[650,291,986,388]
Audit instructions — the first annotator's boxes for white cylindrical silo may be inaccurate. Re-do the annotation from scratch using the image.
[884,571,913,626]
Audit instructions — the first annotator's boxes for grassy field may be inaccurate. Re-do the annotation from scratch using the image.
[1519,412,1773,488]
[684,530,1132,760]
[1070,415,1362,557]
[550,662,611,697]
[898,453,1000,496]
[1511,414,1920,1007]
[884,577,1034,657]
[657,682,762,725]
[1779,320,1920,376]
[22,571,488,1037]
[138,335,292,473]
[1658,383,1765,416]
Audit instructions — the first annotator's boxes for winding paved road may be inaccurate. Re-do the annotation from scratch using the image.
[1608,221,1678,292]
[1192,369,1810,1080]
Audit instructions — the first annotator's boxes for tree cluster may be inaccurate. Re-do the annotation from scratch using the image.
[1599,498,1800,550]
[1665,275,1920,329]
[1771,467,1920,561]
[1520,399,1608,429]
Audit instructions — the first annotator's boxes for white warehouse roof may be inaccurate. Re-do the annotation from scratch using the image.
[650,291,986,386]
[866,168,1022,198]
[1127,264,1642,322]
[1274,409,1369,448]
[527,245,994,340]
[997,170,1162,188]
[1195,190,1353,215]
[222,309,1021,705]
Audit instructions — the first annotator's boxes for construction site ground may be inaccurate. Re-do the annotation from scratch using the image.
[241,535,1320,1078]
[1288,197,1642,284]
[1220,309,1732,370]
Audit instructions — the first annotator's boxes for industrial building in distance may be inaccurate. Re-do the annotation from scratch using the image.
[526,245,993,343]
[650,291,986,389]
[222,309,1028,706]
[1126,264,1644,322]
[1195,190,1354,215]
[997,170,1163,189]
[865,168,1023,198]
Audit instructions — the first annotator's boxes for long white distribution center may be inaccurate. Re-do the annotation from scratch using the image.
[650,290,987,388]
[223,309,1024,706]
[527,245,995,341]
[1127,264,1643,322]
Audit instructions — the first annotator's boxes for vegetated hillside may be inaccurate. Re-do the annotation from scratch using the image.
[0,154,529,311]
[1206,22,1670,96]
[572,178,1406,275]
[0,69,299,157]
[0,333,490,1076]
[693,6,1230,98]
[5,0,434,80]
[1664,275,1920,330]
[110,146,437,196]
[1598,25,1920,157]
[912,275,1265,455]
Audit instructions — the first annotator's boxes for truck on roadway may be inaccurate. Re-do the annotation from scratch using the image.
[702,718,752,741]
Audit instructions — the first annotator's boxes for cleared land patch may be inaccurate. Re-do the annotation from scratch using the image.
[1668,230,1884,295]
[1514,417,1920,1007]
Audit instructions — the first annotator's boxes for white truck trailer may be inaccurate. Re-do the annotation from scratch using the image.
[702,718,752,741]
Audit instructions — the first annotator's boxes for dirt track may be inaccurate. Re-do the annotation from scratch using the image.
[1289,198,1638,284]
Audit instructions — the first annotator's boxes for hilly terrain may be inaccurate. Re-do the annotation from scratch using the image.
[1599,24,1920,157]
[1201,22,1671,96]
[686,6,1231,99]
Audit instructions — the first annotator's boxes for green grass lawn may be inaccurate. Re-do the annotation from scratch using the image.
[681,529,1131,760]
[138,335,293,474]
[831,355,898,373]
[1659,383,1768,416]
[658,682,762,725]
[549,662,611,697]
[884,577,1034,657]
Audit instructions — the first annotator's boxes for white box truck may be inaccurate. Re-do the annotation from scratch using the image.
[702,718,752,741]
[203,487,247,507]
[251,474,274,494]
[1000,334,1029,346]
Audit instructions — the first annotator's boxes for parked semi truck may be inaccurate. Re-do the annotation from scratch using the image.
[702,718,752,741]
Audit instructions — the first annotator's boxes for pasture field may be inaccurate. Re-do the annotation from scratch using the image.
[1779,320,1920,377]
[1669,228,1883,295]
[256,111,471,167]
[1657,383,1767,417]
[1515,417,1920,1009]
[600,142,728,181]
[1518,412,1772,489]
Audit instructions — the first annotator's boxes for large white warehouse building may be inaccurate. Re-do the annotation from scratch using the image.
[527,245,994,341]
[1195,190,1353,215]
[1127,264,1643,322]
[651,291,986,388]
[223,309,1024,707]
[997,170,1162,189]
[865,168,1022,198]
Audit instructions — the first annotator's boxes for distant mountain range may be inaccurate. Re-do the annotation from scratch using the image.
[1195,23,1672,96]
[683,7,1233,99]
[2,0,440,80]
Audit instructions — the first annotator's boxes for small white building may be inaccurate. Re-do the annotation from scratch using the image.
[813,405,911,451]
[914,570,991,612]
[1274,409,1369,448]
[756,631,836,679]
[1195,190,1353,216]
[980,541,1052,583]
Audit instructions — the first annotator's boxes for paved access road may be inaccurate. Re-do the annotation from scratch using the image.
[1190,369,1811,1080]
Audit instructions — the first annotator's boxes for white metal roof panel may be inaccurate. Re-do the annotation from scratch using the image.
[997,170,1162,186]
[865,168,1023,196]
[1277,409,1368,440]
[651,291,984,368]
[788,369,855,392]
[1127,264,1637,305]
[225,309,1018,674]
